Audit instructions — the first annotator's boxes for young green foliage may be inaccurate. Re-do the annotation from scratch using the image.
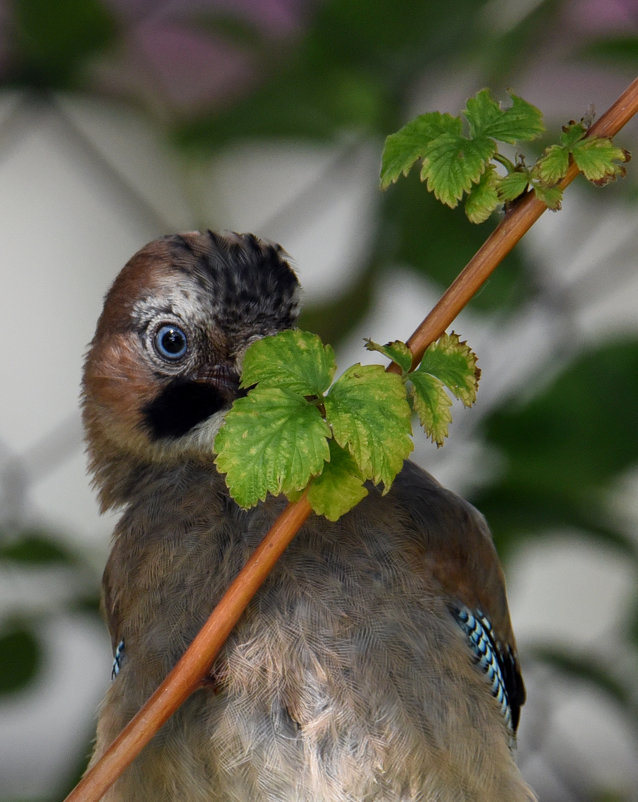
[410,333,480,445]
[306,441,368,522]
[364,338,413,373]
[324,364,412,491]
[215,329,480,518]
[381,90,630,222]
[465,166,501,224]
[418,332,481,407]
[370,332,480,446]
[527,121,630,209]
[213,387,331,506]
[408,374,453,448]
[240,328,336,395]
[215,330,337,507]
[547,121,629,185]
[381,89,543,221]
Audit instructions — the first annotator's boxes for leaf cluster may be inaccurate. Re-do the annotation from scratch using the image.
[381,89,630,222]
[215,330,478,520]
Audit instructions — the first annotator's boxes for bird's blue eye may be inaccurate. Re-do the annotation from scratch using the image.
[154,324,188,360]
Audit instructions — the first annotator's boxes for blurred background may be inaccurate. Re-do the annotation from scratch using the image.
[0,0,637,799]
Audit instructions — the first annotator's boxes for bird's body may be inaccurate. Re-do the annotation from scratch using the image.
[83,232,536,801]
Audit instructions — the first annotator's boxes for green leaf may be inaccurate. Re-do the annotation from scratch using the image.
[240,329,336,396]
[571,136,629,183]
[497,169,530,202]
[215,387,330,507]
[380,112,460,189]
[408,332,479,445]
[532,182,563,210]
[559,121,587,148]
[364,338,413,373]
[325,364,412,491]
[417,332,480,406]
[535,143,570,184]
[408,373,453,446]
[489,92,545,142]
[307,440,368,521]
[381,90,543,207]
[464,89,501,139]
[465,89,544,143]
[420,133,496,207]
[554,122,630,186]
[465,165,500,223]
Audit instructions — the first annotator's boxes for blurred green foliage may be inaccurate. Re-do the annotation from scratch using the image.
[582,36,638,67]
[0,623,41,695]
[1,1,637,800]
[8,0,117,89]
[175,0,491,147]
[475,340,638,559]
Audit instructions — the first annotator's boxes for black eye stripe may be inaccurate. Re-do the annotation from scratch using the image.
[142,379,229,439]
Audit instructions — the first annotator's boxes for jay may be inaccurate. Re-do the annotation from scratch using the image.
[82,231,536,801]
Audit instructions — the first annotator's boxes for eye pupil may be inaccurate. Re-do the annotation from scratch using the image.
[154,325,188,360]
[161,329,184,354]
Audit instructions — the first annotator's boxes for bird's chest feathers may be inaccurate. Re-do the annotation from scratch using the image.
[104,483,426,689]
[104,473,256,667]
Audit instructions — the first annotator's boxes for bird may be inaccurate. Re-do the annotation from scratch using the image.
[82,230,536,801]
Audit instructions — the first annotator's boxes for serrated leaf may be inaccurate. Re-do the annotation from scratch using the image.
[241,329,336,396]
[559,121,587,148]
[532,181,563,210]
[307,440,368,521]
[571,136,629,182]
[465,165,500,223]
[497,169,530,202]
[417,332,479,406]
[408,373,453,446]
[324,364,413,491]
[465,89,543,143]
[464,89,501,139]
[215,387,330,507]
[486,92,544,142]
[420,133,496,207]
[365,338,413,373]
[534,144,570,184]
[380,112,461,189]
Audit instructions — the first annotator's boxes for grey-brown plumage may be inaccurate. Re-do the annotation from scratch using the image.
[83,231,536,801]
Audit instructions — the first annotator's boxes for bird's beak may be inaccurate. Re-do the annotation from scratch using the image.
[195,365,245,401]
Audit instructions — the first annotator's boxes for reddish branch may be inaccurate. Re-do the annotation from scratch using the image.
[65,75,638,802]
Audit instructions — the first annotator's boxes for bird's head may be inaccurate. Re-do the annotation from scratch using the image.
[82,231,300,504]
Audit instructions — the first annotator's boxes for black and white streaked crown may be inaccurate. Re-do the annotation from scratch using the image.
[165,231,301,337]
